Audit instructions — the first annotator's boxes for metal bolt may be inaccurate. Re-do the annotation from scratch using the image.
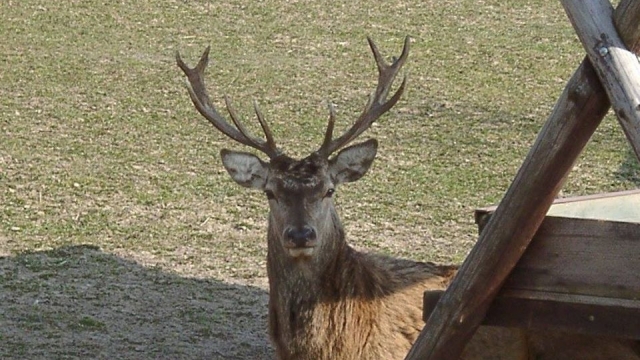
[598,47,609,57]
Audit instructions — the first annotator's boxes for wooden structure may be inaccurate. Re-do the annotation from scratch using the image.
[423,190,640,339]
[406,0,640,359]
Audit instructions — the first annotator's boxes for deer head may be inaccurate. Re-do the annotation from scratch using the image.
[176,37,409,262]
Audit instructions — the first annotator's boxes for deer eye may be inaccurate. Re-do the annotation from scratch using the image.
[325,188,335,198]
[264,190,276,200]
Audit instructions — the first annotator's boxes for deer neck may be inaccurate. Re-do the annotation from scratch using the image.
[265,208,393,357]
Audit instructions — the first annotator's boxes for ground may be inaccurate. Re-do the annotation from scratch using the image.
[1,245,271,359]
[1,1,639,359]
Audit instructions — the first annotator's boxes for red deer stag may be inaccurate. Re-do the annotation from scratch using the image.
[176,38,640,360]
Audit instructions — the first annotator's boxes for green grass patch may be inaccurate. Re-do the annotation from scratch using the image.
[1,0,637,266]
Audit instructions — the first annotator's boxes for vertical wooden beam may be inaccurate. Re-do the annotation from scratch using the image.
[405,1,640,359]
[563,0,640,160]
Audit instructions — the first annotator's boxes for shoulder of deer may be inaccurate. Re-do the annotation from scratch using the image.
[361,253,457,286]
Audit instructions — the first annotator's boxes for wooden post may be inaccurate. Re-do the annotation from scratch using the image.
[405,1,640,359]
[614,1,640,55]
[563,0,640,160]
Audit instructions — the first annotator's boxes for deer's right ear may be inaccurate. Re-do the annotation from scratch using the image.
[220,149,268,189]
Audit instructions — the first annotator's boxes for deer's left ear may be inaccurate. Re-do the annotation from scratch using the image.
[328,139,378,185]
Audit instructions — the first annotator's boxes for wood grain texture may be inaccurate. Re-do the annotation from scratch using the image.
[424,290,640,339]
[614,1,640,55]
[486,290,640,339]
[475,212,640,299]
[502,216,640,300]
[563,0,640,161]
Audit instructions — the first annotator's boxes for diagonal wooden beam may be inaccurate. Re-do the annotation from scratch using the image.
[563,0,640,161]
[405,1,640,359]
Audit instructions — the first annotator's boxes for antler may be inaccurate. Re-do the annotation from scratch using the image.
[318,36,410,156]
[176,47,280,159]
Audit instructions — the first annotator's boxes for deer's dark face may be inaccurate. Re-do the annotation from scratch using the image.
[220,139,378,260]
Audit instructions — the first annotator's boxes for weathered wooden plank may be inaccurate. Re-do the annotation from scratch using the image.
[563,0,640,161]
[405,2,640,359]
[475,189,640,214]
[475,189,640,226]
[486,290,640,339]
[424,290,640,339]
[473,214,640,300]
[502,217,640,300]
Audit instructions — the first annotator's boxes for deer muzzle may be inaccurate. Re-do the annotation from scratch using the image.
[284,226,317,258]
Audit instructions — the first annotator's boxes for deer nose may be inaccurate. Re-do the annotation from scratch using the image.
[285,226,317,247]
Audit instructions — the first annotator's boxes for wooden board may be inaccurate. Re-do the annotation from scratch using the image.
[500,216,640,300]
[475,191,640,300]
[476,189,640,224]
[424,290,640,339]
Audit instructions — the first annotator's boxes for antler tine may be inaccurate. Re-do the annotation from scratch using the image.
[319,36,409,156]
[253,100,278,152]
[319,102,337,153]
[176,47,280,159]
[222,95,266,150]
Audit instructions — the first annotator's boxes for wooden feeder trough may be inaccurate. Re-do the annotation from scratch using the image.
[423,189,640,339]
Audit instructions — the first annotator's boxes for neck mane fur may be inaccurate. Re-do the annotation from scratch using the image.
[266,210,389,301]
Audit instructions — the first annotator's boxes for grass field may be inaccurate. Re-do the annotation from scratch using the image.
[1,0,639,359]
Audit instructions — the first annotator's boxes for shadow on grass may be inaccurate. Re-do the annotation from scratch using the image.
[615,148,640,186]
[0,245,272,360]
